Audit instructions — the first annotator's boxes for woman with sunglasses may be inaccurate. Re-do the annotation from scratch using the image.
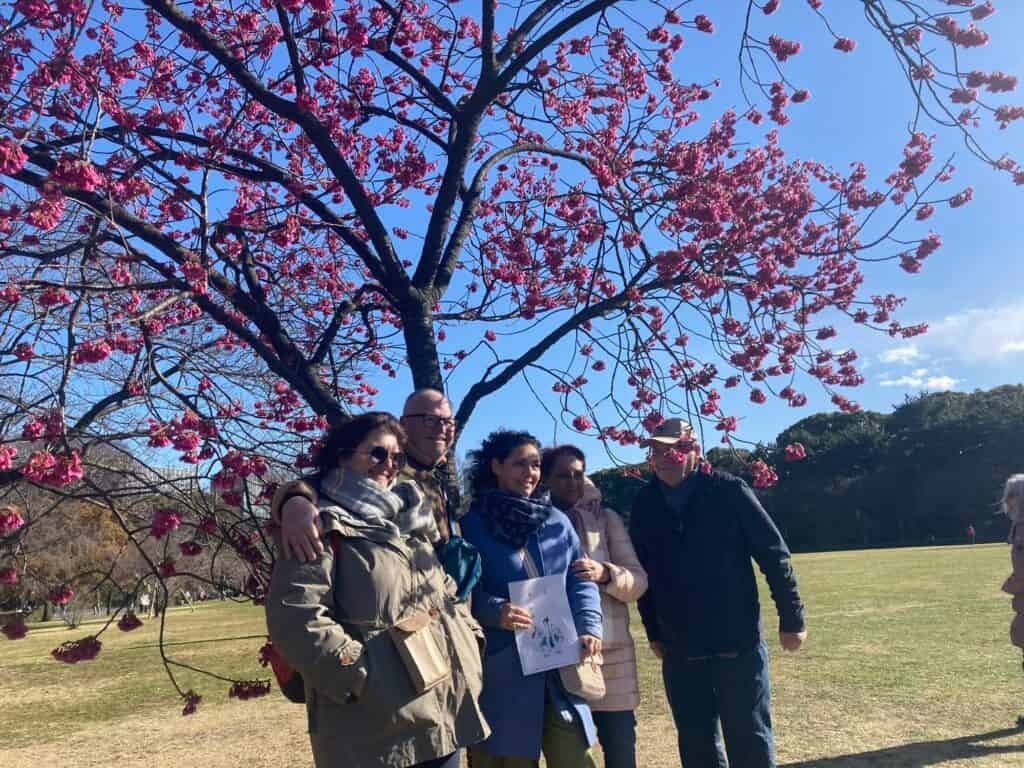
[460,429,603,768]
[267,412,489,768]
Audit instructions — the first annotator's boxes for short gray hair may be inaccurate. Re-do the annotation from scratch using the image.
[1002,474,1024,517]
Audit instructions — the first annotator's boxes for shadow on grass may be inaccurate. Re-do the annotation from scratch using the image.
[780,727,1024,767]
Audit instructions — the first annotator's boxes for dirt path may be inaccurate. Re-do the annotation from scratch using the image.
[0,699,312,768]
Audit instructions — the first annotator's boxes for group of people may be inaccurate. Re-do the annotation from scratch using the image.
[265,388,807,768]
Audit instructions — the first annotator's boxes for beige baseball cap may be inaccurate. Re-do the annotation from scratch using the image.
[639,417,695,447]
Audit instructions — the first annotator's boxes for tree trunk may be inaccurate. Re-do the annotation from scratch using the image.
[401,297,444,393]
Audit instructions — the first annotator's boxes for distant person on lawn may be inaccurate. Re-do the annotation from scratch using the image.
[628,417,807,768]
[1000,475,1024,661]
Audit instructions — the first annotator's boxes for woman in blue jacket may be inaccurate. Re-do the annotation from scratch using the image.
[461,430,603,768]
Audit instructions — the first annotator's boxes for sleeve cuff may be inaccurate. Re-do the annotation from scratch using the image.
[314,639,368,704]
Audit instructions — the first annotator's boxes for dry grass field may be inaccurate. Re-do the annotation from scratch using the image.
[2,543,1024,767]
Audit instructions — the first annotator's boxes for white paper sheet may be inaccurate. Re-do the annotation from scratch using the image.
[509,574,580,676]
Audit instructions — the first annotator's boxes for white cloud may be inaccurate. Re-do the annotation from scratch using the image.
[879,345,925,365]
[879,374,958,391]
[925,375,958,390]
[923,304,1024,364]
[910,367,929,377]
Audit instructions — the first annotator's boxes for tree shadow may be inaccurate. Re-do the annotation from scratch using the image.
[780,727,1024,767]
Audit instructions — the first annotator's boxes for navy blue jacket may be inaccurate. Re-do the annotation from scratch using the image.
[629,470,804,657]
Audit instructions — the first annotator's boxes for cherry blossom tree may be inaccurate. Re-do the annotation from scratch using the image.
[0,0,1019,709]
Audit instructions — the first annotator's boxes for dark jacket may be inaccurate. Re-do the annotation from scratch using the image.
[629,469,804,658]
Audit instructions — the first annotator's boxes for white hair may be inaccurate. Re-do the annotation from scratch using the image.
[1002,474,1024,519]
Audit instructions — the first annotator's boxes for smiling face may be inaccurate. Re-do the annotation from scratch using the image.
[339,427,405,489]
[648,435,700,487]
[546,453,586,511]
[400,390,455,467]
[491,441,542,498]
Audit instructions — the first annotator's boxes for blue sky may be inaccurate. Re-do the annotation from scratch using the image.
[368,4,1024,471]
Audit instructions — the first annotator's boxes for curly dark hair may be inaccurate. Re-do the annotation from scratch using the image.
[465,429,541,497]
[540,444,587,481]
[314,412,406,478]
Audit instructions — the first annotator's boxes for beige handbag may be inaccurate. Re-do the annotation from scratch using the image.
[559,651,606,701]
[519,546,606,702]
[389,609,451,694]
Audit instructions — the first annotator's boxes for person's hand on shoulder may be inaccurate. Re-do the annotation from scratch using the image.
[281,496,324,562]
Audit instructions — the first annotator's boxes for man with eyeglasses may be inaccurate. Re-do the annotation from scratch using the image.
[272,388,461,560]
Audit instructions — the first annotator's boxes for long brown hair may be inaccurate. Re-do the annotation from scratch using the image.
[314,412,406,478]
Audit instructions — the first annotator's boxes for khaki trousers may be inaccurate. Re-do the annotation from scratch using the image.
[467,691,597,768]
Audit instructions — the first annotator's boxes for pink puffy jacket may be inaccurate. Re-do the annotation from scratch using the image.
[567,482,649,712]
[1001,519,1024,648]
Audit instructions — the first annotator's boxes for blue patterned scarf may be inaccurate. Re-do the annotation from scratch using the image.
[479,489,551,548]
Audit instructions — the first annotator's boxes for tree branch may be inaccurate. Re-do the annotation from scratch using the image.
[140,0,408,292]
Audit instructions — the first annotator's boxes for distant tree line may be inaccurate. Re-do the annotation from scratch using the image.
[591,385,1024,553]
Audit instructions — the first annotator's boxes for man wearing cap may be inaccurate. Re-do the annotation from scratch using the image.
[628,418,806,768]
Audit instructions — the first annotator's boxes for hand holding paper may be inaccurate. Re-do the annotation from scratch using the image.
[509,574,580,675]
[499,603,533,631]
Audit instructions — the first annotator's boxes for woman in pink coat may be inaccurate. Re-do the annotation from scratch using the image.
[1001,475,1024,657]
[541,445,648,768]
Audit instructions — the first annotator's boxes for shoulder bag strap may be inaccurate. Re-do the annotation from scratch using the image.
[519,544,541,579]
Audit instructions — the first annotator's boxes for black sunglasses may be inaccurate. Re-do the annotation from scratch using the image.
[359,446,407,469]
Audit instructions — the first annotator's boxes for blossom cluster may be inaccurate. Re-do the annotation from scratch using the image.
[0,506,25,536]
[20,450,84,487]
[52,636,102,663]
[228,679,272,700]
[117,612,143,632]
[151,508,182,539]
[2,619,28,640]
[181,690,202,716]
[748,460,779,489]
[49,584,75,605]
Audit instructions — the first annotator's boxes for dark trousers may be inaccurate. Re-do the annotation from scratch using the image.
[661,642,775,768]
[593,708,630,768]
[415,753,459,768]
[592,710,637,768]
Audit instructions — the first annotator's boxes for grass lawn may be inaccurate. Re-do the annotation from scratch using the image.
[2,543,1023,767]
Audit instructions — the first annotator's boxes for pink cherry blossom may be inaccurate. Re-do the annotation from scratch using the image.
[0,139,27,175]
[0,507,24,536]
[749,460,779,489]
[49,583,75,605]
[783,442,807,461]
[151,509,182,539]
[2,620,28,640]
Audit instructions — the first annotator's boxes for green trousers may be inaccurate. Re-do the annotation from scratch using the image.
[467,691,597,768]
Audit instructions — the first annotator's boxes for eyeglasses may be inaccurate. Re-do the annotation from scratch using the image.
[404,414,456,430]
[357,446,407,469]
